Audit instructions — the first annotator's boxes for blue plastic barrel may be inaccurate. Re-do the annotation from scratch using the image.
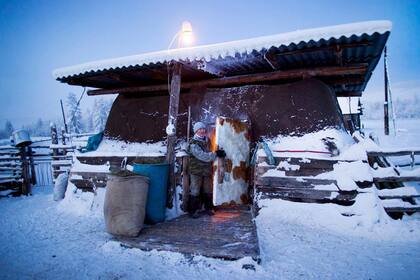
[133,163,169,224]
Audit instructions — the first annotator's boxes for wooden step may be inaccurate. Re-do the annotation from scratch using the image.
[374,176,420,183]
[255,176,337,189]
[256,186,357,205]
[378,187,419,199]
[256,164,332,177]
[256,157,369,178]
[258,156,337,167]
[384,206,420,213]
[381,198,420,213]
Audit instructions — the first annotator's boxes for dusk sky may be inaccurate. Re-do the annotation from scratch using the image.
[1,0,419,127]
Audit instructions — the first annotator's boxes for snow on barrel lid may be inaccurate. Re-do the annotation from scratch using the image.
[53,20,392,80]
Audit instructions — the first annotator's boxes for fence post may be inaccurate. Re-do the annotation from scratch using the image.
[50,123,59,179]
[28,146,36,185]
[411,151,415,170]
[61,127,66,145]
[51,123,58,152]
[19,147,31,195]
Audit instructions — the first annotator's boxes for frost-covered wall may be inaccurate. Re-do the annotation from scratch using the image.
[104,78,345,143]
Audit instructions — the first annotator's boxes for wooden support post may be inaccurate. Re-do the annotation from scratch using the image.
[60,99,68,134]
[181,156,190,211]
[384,46,389,135]
[166,62,182,208]
[181,106,191,211]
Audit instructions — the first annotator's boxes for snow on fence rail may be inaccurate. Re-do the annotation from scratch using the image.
[0,144,50,195]
[0,125,89,196]
[367,150,420,169]
[365,147,420,215]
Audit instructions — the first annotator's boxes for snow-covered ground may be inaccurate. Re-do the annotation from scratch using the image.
[0,119,419,280]
[362,118,420,150]
[1,186,419,280]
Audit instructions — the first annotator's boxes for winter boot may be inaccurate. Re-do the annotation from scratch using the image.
[188,195,201,219]
[202,193,215,216]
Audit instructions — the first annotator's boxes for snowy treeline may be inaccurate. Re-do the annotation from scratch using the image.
[66,93,83,134]
[65,93,113,134]
[0,118,60,138]
[0,120,14,139]
[0,94,113,139]
[363,96,420,119]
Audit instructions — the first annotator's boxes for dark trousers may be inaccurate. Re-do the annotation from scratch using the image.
[188,174,213,212]
[189,174,212,196]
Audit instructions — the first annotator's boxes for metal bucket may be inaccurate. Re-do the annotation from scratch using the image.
[12,129,32,147]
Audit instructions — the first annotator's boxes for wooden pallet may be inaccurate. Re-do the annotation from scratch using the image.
[117,207,260,261]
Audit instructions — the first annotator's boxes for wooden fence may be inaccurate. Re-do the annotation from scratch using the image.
[367,150,420,170]
[0,144,51,195]
[0,125,90,196]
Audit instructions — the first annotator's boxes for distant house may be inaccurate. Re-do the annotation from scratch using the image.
[53,20,390,207]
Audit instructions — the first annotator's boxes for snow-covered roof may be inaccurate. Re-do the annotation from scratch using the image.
[53,20,392,80]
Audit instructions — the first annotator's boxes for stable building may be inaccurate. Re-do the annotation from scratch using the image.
[53,20,391,260]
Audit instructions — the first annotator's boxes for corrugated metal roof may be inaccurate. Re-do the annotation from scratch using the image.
[54,20,391,78]
[53,20,391,97]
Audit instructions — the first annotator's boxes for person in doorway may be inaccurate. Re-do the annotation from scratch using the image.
[188,121,226,218]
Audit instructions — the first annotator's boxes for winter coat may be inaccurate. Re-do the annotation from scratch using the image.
[188,135,216,176]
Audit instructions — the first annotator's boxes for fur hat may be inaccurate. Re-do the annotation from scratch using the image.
[193,122,206,133]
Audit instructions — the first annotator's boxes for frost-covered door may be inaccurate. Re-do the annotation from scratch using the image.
[212,117,250,206]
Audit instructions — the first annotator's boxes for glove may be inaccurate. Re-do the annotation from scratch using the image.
[215,149,226,158]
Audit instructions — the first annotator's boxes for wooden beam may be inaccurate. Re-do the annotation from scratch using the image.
[374,176,420,183]
[87,64,368,96]
[336,91,362,97]
[166,62,182,208]
[329,76,365,85]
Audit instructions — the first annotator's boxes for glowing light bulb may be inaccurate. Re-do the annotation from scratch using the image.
[180,21,193,47]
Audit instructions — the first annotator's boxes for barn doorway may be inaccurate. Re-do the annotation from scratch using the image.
[211,117,251,206]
